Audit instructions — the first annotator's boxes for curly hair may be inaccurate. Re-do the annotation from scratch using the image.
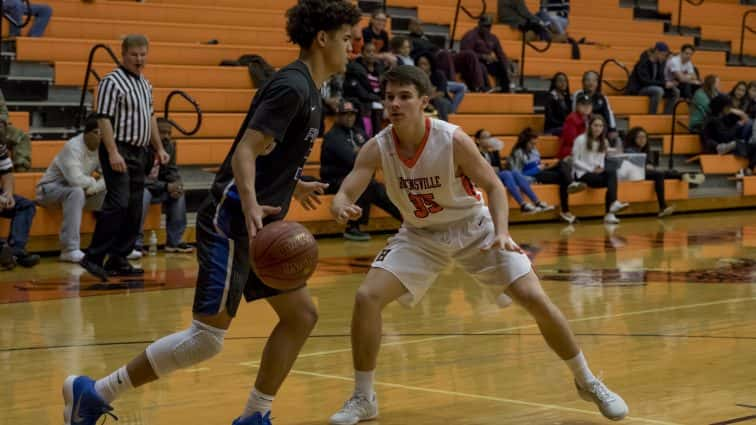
[286,0,361,49]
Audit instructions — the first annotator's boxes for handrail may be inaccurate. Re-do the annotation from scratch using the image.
[163,90,202,136]
[668,98,692,170]
[518,26,552,88]
[676,0,704,35]
[738,9,756,65]
[75,44,121,129]
[448,0,487,50]
[597,58,630,94]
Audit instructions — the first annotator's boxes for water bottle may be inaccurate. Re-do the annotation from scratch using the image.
[148,230,158,256]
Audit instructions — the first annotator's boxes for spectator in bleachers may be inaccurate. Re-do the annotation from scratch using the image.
[702,94,755,173]
[572,71,618,143]
[558,93,593,159]
[475,129,554,214]
[571,115,629,224]
[414,52,453,122]
[415,51,466,117]
[0,123,38,269]
[461,15,513,93]
[407,18,437,56]
[3,0,52,37]
[132,118,192,257]
[537,0,570,36]
[363,11,390,53]
[321,74,344,116]
[0,91,32,172]
[729,81,749,112]
[689,74,720,132]
[510,128,585,224]
[344,42,384,137]
[35,115,105,263]
[628,42,679,115]
[320,100,401,241]
[544,72,571,135]
[664,44,700,100]
[390,35,414,66]
[349,25,364,61]
[623,127,680,218]
[746,81,756,119]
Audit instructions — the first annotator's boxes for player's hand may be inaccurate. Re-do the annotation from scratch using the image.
[109,150,127,173]
[335,204,363,224]
[247,203,282,239]
[482,234,524,254]
[157,149,170,165]
[294,180,328,211]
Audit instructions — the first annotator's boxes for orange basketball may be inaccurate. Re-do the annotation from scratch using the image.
[252,221,319,290]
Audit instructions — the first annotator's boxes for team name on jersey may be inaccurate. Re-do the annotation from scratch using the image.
[398,176,442,191]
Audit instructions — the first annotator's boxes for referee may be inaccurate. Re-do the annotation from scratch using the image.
[80,34,169,281]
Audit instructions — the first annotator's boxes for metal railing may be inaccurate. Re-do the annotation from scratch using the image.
[667,98,693,170]
[675,0,704,35]
[163,90,202,136]
[76,44,202,137]
[738,9,756,65]
[518,26,552,88]
[597,58,630,94]
[448,0,487,50]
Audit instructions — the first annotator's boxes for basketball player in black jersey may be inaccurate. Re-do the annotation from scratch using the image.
[62,2,361,425]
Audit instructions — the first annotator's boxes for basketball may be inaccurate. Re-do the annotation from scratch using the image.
[252,221,319,290]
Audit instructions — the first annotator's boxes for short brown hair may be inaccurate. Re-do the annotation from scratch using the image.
[122,34,149,53]
[382,65,432,97]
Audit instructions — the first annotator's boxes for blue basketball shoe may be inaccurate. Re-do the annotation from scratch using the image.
[232,412,273,425]
[63,375,117,425]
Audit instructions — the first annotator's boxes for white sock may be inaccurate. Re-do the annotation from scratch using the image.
[354,369,375,396]
[94,366,133,404]
[241,388,275,418]
[565,351,596,387]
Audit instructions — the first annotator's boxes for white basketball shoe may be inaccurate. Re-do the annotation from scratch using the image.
[575,378,628,421]
[329,392,378,425]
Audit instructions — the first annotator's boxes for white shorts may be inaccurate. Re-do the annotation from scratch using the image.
[371,209,532,307]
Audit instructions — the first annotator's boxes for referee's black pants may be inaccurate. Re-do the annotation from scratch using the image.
[86,142,151,265]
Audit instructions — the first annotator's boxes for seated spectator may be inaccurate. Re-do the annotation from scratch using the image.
[497,0,558,42]
[746,81,756,119]
[0,91,31,171]
[461,15,513,92]
[0,125,38,269]
[390,35,414,66]
[475,129,554,213]
[407,18,437,56]
[3,0,52,37]
[133,118,193,257]
[320,100,401,241]
[664,44,700,100]
[414,52,453,121]
[363,11,390,53]
[321,74,344,115]
[624,127,679,218]
[730,81,749,112]
[558,93,593,159]
[689,74,719,132]
[702,95,756,173]
[35,115,106,263]
[510,128,586,223]
[571,115,629,224]
[544,72,571,135]
[537,0,570,36]
[572,71,619,142]
[628,42,679,115]
[344,42,384,137]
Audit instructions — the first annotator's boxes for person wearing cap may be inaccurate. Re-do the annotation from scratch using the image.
[0,90,32,172]
[572,71,619,143]
[628,42,679,114]
[558,93,594,159]
[460,14,513,93]
[320,100,401,241]
[36,114,106,263]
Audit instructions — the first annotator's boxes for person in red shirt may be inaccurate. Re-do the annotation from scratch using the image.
[558,93,592,159]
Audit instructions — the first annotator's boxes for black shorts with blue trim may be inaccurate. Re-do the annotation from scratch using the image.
[192,197,289,318]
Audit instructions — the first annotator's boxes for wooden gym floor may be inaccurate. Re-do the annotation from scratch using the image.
[1,210,755,425]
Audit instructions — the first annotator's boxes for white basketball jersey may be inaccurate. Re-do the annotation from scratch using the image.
[375,118,484,229]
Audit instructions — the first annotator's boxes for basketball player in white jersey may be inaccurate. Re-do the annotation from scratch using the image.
[328,66,628,424]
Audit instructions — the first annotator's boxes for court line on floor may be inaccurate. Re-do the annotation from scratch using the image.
[241,295,756,366]
[283,368,683,425]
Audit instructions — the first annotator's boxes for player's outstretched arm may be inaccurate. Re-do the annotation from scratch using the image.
[232,128,282,239]
[452,128,522,253]
[331,138,380,224]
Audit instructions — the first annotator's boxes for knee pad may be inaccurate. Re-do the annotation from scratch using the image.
[146,320,226,377]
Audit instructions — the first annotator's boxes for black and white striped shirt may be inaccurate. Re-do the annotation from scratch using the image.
[0,144,13,175]
[96,66,154,147]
